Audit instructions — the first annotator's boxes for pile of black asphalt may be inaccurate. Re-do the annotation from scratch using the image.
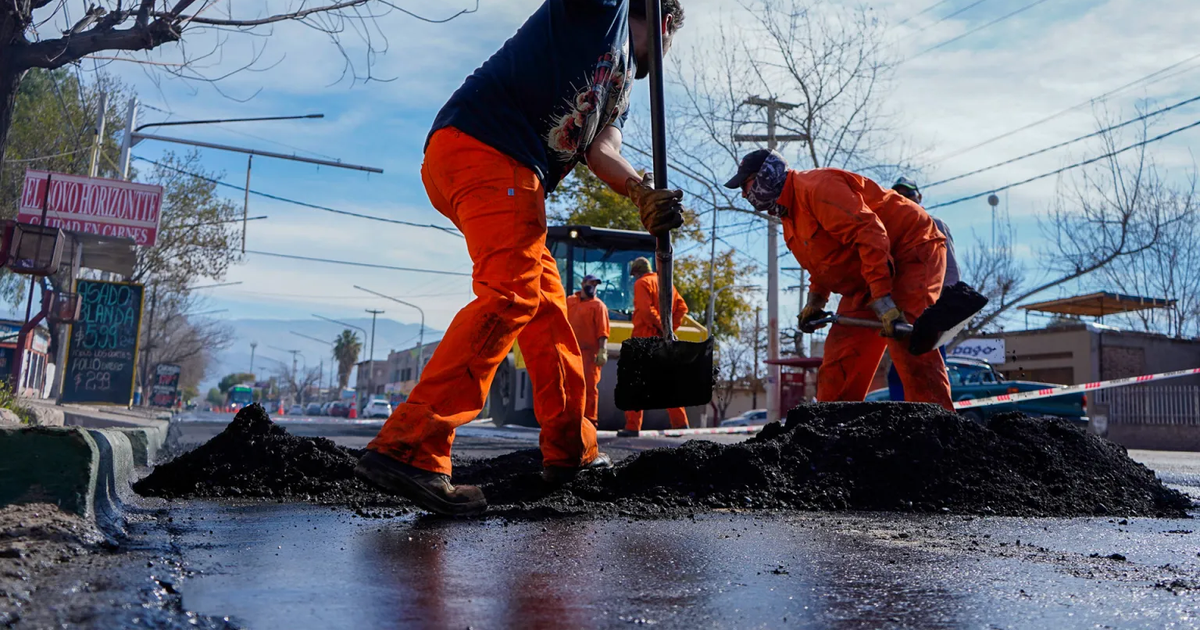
[135,403,1192,519]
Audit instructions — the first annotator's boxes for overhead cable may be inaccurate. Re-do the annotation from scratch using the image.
[928,51,1200,164]
[243,249,473,276]
[925,117,1200,209]
[132,156,462,236]
[926,93,1200,188]
[908,0,1052,61]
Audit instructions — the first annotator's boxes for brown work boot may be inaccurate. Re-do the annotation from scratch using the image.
[355,450,486,516]
[542,452,613,485]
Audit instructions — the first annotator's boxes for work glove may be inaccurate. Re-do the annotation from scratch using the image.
[627,173,684,236]
[870,295,909,338]
[595,344,609,366]
[797,292,830,334]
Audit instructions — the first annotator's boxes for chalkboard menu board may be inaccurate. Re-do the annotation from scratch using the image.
[150,363,181,408]
[60,280,144,405]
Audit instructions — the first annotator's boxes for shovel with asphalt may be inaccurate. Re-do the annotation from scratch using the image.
[809,282,990,355]
[614,0,715,412]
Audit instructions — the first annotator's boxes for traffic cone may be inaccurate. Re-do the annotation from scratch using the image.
[348,404,357,420]
[278,402,285,416]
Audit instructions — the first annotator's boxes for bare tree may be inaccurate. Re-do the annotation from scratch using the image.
[275,363,322,406]
[712,331,752,421]
[0,0,476,164]
[964,114,1190,334]
[1098,177,1200,337]
[960,209,1026,335]
[138,284,234,404]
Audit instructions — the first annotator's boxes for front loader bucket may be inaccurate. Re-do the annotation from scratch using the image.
[615,337,715,411]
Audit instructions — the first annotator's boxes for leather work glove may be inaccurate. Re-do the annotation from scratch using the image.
[595,344,609,366]
[870,295,910,338]
[797,292,830,334]
[627,173,684,236]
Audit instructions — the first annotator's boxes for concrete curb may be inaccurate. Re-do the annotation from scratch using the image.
[0,422,166,534]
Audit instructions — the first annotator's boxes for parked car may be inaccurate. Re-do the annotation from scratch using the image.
[363,399,392,419]
[865,357,1087,425]
[320,401,333,416]
[720,409,768,427]
[287,404,304,416]
[327,401,348,418]
[305,402,323,416]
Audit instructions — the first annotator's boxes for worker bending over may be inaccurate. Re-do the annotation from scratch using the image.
[725,150,953,411]
[619,257,690,437]
[566,274,610,427]
[357,0,688,516]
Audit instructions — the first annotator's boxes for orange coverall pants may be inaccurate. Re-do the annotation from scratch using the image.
[366,128,598,475]
[817,240,954,411]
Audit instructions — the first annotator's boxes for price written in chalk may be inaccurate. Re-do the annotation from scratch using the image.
[61,280,144,406]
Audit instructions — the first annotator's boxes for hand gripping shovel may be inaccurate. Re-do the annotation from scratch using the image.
[614,0,715,412]
[810,282,990,355]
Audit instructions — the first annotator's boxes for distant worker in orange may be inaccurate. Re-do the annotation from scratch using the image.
[619,257,690,437]
[566,274,611,426]
[724,150,953,411]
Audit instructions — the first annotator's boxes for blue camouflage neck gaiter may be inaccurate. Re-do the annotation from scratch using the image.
[745,150,789,216]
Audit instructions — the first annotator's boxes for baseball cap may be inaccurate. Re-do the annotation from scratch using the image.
[724,149,774,189]
[581,274,600,285]
[893,176,920,192]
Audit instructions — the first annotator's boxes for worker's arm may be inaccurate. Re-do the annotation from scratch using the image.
[809,174,894,300]
[586,126,683,235]
[585,126,641,195]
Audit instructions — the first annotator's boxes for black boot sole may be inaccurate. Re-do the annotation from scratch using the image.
[355,453,487,517]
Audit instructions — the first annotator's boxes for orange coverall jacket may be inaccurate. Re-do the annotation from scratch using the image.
[631,274,687,338]
[565,292,610,353]
[777,168,945,312]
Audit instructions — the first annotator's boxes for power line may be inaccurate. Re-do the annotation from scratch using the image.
[132,156,462,236]
[926,117,1200,209]
[926,93,1200,188]
[928,51,1200,164]
[926,0,990,30]
[908,0,1052,62]
[243,249,473,276]
[897,0,956,26]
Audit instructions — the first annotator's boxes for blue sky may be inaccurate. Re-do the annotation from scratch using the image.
[41,0,1200,335]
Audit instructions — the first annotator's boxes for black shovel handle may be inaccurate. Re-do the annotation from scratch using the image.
[644,0,673,343]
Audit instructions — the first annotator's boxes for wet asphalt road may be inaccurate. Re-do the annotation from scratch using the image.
[152,412,1200,629]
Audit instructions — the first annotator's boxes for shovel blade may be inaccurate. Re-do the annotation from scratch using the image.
[909,282,990,355]
[615,337,715,411]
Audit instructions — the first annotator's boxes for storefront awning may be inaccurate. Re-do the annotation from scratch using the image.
[1020,292,1175,317]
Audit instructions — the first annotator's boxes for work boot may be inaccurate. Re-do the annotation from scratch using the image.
[616,429,640,438]
[542,452,613,485]
[355,450,486,516]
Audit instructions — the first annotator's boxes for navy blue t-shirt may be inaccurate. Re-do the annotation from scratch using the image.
[430,0,635,194]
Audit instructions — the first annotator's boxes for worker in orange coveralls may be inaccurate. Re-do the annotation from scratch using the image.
[566,274,611,427]
[724,150,953,412]
[618,257,691,437]
[354,0,689,516]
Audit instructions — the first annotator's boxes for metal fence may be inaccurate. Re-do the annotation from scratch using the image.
[1093,385,1200,426]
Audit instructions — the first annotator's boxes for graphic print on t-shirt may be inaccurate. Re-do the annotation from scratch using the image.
[545,40,632,167]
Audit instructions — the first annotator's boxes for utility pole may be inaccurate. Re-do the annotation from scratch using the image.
[752,307,761,409]
[268,346,303,404]
[249,342,257,377]
[364,309,384,409]
[353,286,425,381]
[735,96,807,424]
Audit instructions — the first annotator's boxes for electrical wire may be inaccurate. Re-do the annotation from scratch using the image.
[2,147,91,163]
[925,93,1200,188]
[925,117,1200,209]
[897,0,956,26]
[908,0,1052,61]
[132,155,462,236]
[243,249,473,276]
[928,51,1200,164]
[925,0,990,30]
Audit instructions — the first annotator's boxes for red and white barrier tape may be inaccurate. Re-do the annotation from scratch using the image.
[952,366,1200,410]
[597,425,766,438]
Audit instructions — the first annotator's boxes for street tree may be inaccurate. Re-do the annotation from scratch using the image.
[964,114,1192,334]
[218,372,255,394]
[205,387,223,407]
[333,330,362,390]
[0,1,476,165]
[960,209,1026,336]
[138,289,234,404]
